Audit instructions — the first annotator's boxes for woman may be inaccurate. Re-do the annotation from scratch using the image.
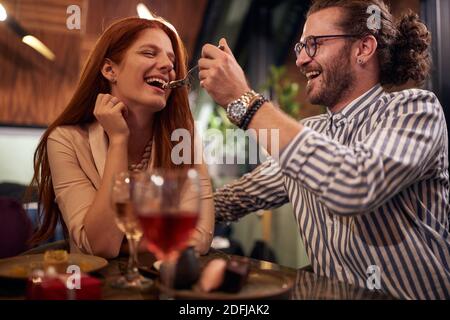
[29,16,215,258]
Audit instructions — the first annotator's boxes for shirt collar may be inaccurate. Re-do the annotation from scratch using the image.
[326,84,385,124]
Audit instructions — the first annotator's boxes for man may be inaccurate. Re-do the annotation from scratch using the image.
[198,0,450,299]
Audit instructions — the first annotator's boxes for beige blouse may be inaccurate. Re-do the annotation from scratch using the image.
[47,121,215,255]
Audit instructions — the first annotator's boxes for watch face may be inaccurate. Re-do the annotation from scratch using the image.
[227,101,247,125]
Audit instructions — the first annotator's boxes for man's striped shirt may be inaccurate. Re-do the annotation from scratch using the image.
[214,84,450,299]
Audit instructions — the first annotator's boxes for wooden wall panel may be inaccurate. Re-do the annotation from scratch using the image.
[0,30,81,125]
[82,0,208,63]
[1,0,85,34]
[148,0,209,57]
[0,0,83,126]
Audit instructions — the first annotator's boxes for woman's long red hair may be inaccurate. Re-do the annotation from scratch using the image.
[28,17,194,245]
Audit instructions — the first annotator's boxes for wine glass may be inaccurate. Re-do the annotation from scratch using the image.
[132,168,201,298]
[110,171,153,289]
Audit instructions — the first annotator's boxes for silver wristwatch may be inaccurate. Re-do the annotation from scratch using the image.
[226,90,259,126]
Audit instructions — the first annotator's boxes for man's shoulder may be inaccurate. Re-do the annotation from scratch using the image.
[384,88,439,105]
[381,88,442,116]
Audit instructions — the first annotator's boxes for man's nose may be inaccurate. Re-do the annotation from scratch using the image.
[296,47,312,68]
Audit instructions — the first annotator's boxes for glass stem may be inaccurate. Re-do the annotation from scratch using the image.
[160,259,176,300]
[126,235,139,278]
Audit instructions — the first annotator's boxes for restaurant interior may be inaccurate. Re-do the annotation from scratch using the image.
[0,0,449,302]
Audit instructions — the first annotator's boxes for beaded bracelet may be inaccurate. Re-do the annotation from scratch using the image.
[240,96,269,130]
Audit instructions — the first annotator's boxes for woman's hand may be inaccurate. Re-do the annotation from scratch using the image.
[94,94,130,143]
[188,227,213,255]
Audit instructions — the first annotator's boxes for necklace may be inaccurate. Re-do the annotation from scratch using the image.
[128,139,153,172]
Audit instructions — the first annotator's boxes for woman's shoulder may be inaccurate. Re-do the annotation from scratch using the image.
[48,124,90,142]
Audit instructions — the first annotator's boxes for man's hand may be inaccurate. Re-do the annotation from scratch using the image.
[200,39,304,154]
[199,38,251,107]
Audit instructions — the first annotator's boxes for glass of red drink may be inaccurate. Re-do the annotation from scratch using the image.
[132,168,201,297]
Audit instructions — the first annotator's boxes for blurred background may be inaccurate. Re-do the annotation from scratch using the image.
[1,0,449,267]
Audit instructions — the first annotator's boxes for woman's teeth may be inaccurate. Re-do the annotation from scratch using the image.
[145,77,167,89]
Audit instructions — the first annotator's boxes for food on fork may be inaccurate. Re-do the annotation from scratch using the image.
[43,250,69,274]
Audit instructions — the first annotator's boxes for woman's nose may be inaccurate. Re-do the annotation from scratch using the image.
[158,54,174,73]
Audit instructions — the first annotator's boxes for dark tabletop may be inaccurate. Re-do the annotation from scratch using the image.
[0,248,393,300]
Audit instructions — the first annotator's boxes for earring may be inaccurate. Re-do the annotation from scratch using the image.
[357,58,364,65]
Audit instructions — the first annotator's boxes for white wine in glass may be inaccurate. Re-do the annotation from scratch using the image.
[114,201,143,240]
[110,171,152,290]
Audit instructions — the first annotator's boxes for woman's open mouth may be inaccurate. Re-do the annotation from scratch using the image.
[144,77,168,91]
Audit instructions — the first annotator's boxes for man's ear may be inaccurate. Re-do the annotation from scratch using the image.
[355,35,378,65]
[101,58,117,84]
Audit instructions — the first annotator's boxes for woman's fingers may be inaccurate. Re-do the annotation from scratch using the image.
[96,94,121,113]
[94,94,130,139]
[96,93,104,106]
[113,102,129,118]
[95,94,111,113]
[108,96,120,107]
[101,93,113,106]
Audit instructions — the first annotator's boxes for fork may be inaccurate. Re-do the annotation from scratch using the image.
[163,45,224,90]
[163,65,199,90]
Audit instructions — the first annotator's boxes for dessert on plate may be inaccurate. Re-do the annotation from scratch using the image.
[43,250,69,274]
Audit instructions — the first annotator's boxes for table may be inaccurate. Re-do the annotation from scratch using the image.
[0,249,392,300]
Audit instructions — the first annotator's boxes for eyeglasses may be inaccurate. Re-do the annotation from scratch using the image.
[294,34,359,58]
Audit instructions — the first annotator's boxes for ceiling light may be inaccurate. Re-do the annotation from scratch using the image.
[1,7,55,61]
[0,3,7,21]
[137,3,153,20]
[136,3,179,37]
[22,35,56,61]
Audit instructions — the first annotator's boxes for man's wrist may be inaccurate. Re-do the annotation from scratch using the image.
[240,96,269,130]
[223,86,252,107]
[225,90,260,126]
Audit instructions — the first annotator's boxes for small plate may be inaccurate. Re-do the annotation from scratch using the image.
[0,254,108,279]
[158,269,294,300]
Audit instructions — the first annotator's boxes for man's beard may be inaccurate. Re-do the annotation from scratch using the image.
[307,49,355,108]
